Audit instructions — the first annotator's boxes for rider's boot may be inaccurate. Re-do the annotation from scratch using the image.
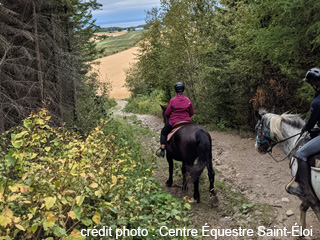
[288,159,319,205]
[156,144,166,158]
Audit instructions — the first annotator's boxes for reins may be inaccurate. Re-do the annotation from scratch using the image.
[267,133,302,162]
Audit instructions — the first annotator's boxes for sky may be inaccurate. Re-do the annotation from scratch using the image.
[92,0,161,28]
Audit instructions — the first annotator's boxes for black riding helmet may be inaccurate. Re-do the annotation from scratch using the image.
[304,68,320,87]
[174,82,184,93]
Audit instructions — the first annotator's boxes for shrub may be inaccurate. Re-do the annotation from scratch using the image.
[124,90,165,117]
[0,109,192,239]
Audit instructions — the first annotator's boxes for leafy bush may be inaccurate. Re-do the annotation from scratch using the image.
[124,90,165,117]
[0,109,192,239]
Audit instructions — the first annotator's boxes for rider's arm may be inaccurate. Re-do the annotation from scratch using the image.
[189,101,194,117]
[165,99,173,118]
[302,100,320,132]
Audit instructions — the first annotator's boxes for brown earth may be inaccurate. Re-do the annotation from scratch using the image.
[99,46,320,239]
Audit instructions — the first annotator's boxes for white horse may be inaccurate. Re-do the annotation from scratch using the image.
[255,109,320,231]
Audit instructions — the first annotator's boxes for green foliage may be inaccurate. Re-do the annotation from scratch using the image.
[95,31,143,58]
[0,109,192,239]
[124,90,166,116]
[75,89,116,137]
[125,0,320,132]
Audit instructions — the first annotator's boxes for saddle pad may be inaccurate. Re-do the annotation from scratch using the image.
[167,126,183,141]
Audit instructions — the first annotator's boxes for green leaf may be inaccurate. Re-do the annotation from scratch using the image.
[44,197,56,210]
[73,206,82,220]
[184,203,191,209]
[15,131,28,139]
[5,149,17,166]
[76,196,85,206]
[81,218,92,226]
[53,226,66,237]
[92,212,100,224]
[23,119,32,130]
[12,140,23,149]
[30,223,38,233]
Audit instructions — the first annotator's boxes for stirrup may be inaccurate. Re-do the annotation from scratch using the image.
[156,148,165,158]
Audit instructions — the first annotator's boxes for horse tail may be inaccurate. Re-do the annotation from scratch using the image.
[189,129,212,182]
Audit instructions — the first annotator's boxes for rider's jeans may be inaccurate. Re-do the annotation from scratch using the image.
[297,135,320,161]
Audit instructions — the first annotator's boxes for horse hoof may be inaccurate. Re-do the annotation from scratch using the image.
[166,180,172,187]
[210,189,217,196]
[193,194,200,203]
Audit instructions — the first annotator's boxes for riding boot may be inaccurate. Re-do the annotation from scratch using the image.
[288,159,319,205]
[156,148,165,158]
[156,141,166,158]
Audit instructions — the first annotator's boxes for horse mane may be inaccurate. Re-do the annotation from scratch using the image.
[264,112,304,140]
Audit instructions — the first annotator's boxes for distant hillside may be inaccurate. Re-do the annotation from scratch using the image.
[95,30,143,58]
[97,25,146,33]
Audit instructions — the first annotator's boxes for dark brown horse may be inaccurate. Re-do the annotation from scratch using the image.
[161,106,216,203]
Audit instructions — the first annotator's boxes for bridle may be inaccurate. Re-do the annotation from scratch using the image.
[256,119,302,162]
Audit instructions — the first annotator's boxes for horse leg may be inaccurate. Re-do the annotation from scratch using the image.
[181,163,188,191]
[207,161,216,195]
[309,201,320,222]
[193,177,200,203]
[299,201,309,234]
[166,155,173,187]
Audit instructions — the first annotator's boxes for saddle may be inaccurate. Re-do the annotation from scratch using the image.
[310,127,320,139]
[167,121,190,141]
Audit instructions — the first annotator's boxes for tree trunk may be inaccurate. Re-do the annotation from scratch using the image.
[64,5,77,124]
[33,1,44,103]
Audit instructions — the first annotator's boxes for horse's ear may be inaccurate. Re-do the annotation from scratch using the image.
[258,108,267,117]
[256,108,268,120]
[160,105,166,111]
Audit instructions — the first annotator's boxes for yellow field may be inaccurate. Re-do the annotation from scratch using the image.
[92,47,139,99]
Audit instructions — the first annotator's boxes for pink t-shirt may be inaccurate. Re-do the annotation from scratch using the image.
[165,94,194,126]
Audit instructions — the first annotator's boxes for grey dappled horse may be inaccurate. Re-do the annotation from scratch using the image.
[255,109,320,232]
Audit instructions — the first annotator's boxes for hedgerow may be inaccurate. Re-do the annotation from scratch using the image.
[0,109,192,239]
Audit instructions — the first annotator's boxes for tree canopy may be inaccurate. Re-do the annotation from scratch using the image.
[126,0,320,130]
[0,0,102,133]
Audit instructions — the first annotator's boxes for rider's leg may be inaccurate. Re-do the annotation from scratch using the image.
[288,136,320,204]
[156,123,172,158]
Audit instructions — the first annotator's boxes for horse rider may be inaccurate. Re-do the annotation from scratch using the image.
[289,67,320,202]
[156,82,194,158]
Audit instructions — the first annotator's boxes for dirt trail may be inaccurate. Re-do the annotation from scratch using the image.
[113,100,320,239]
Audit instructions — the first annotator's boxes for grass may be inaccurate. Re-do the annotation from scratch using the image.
[96,31,143,58]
